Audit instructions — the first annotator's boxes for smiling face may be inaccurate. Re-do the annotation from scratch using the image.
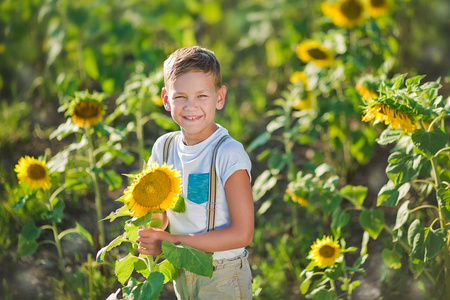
[163,71,226,145]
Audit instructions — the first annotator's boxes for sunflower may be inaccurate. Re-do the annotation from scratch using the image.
[364,0,389,18]
[308,236,342,268]
[362,102,416,133]
[321,0,366,29]
[67,91,105,128]
[355,83,378,101]
[15,156,51,190]
[124,162,182,218]
[290,72,315,110]
[285,189,308,207]
[296,40,334,68]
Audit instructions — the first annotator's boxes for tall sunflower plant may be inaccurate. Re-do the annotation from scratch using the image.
[361,74,450,298]
[50,90,134,248]
[13,155,94,295]
[286,166,372,299]
[97,162,214,300]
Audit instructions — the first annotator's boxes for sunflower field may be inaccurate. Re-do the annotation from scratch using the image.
[1,0,450,299]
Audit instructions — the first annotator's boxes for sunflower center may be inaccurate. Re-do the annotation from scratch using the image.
[133,170,172,208]
[307,48,327,60]
[371,0,385,7]
[27,164,47,180]
[319,245,336,258]
[340,0,363,20]
[74,102,101,119]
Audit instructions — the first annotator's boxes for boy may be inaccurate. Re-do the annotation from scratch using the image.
[137,46,254,299]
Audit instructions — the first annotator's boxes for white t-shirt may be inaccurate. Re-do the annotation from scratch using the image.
[148,125,252,259]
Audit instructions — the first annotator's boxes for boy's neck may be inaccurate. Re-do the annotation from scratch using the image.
[181,123,218,146]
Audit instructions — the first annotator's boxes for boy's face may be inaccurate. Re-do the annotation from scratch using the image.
[162,71,226,146]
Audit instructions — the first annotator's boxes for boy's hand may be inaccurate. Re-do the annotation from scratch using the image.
[137,227,170,256]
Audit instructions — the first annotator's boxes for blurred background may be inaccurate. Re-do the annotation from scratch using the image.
[1,0,449,299]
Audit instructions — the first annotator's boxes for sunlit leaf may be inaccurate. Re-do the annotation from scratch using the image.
[382,248,402,269]
[83,47,99,80]
[377,181,410,207]
[158,259,179,283]
[340,185,367,206]
[386,151,422,185]
[359,209,384,239]
[393,200,409,230]
[172,195,185,213]
[115,253,139,285]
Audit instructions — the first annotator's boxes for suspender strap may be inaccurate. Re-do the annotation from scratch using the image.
[163,132,229,232]
[207,135,230,232]
[163,132,180,163]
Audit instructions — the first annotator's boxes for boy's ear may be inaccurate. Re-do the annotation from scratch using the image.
[216,85,227,110]
[161,88,171,111]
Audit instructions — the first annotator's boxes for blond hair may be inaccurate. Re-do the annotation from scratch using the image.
[163,46,222,90]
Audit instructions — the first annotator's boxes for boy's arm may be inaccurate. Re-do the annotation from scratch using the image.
[137,169,254,255]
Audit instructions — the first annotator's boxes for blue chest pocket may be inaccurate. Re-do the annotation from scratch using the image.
[187,173,210,204]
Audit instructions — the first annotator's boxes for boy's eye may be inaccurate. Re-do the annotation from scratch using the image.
[199,94,207,98]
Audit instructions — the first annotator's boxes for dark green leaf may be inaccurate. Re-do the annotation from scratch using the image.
[18,223,41,257]
[424,228,446,261]
[248,131,271,152]
[138,272,165,300]
[386,151,422,185]
[377,181,410,207]
[412,128,448,156]
[162,241,213,278]
[331,207,350,237]
[12,195,29,210]
[408,220,425,262]
[437,188,450,211]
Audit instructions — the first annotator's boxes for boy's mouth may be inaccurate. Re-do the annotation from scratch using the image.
[183,116,202,121]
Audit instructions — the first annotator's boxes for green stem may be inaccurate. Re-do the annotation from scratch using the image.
[86,127,106,248]
[136,103,145,165]
[430,157,450,298]
[409,205,440,215]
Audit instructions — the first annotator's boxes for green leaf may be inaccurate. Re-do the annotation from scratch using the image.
[134,257,150,278]
[138,272,165,300]
[377,128,402,145]
[437,188,450,211]
[18,223,42,257]
[248,131,271,152]
[331,207,350,238]
[97,169,123,191]
[172,195,185,213]
[132,213,154,228]
[158,259,179,283]
[359,209,384,240]
[125,222,139,243]
[102,204,131,222]
[340,185,367,206]
[149,218,163,228]
[393,200,409,230]
[408,219,425,262]
[386,151,422,185]
[12,195,29,210]
[162,241,213,278]
[253,170,277,201]
[58,222,94,246]
[325,264,342,280]
[83,47,99,80]
[377,181,410,207]
[97,234,128,263]
[412,128,448,156]
[424,228,446,261]
[115,253,139,285]
[382,248,402,269]
[45,198,65,223]
[392,74,407,90]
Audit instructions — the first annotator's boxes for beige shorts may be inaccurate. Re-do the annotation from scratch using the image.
[173,250,253,300]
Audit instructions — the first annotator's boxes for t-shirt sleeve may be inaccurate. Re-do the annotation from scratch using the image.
[216,139,252,185]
